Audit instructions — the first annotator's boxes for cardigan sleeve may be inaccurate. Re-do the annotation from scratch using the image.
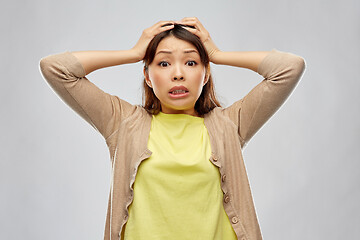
[224,49,306,149]
[39,51,136,141]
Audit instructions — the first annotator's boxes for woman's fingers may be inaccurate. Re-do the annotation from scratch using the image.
[176,18,209,42]
[147,21,174,36]
[176,17,220,62]
[155,20,175,29]
[177,17,205,30]
[132,17,220,62]
[131,20,174,61]
[178,17,200,23]
[155,23,174,35]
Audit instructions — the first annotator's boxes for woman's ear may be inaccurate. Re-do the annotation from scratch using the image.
[143,67,153,88]
[203,75,209,86]
[203,65,210,86]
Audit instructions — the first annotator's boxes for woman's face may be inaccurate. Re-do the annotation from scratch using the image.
[144,36,208,116]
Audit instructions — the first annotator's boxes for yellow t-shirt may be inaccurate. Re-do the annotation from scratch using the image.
[124,112,237,240]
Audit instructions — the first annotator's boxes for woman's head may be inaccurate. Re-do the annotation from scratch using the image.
[142,24,221,116]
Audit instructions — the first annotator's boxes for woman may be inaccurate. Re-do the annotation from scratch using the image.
[40,17,305,240]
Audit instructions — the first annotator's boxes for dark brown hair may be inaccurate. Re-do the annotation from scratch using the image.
[142,24,221,116]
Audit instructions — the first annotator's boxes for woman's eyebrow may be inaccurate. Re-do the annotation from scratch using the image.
[156,49,198,55]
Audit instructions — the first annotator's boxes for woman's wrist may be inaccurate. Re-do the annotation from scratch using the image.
[128,48,144,63]
[209,50,223,64]
[202,38,220,63]
[125,49,143,63]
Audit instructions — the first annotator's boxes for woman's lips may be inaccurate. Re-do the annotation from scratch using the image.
[168,91,189,98]
[169,85,189,92]
[168,85,189,99]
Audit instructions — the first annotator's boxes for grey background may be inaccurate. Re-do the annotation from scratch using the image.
[1,0,359,239]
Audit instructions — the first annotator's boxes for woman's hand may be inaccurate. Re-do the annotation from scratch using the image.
[131,20,175,61]
[175,17,220,62]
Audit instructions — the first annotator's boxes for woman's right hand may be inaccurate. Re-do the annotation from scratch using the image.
[131,20,175,62]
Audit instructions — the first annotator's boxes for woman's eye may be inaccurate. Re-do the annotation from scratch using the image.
[159,61,169,67]
[186,61,197,66]
[158,61,197,67]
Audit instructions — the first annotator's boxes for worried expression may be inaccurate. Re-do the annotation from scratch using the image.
[144,36,209,116]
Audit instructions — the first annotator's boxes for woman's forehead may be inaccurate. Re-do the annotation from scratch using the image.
[156,36,198,53]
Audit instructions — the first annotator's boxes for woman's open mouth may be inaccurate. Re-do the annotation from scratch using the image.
[169,89,189,98]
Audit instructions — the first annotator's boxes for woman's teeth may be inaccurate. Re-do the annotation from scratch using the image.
[171,90,187,94]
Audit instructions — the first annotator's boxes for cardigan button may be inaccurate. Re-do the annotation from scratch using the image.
[231,216,239,224]
[224,194,230,203]
[212,155,218,162]
[221,174,226,182]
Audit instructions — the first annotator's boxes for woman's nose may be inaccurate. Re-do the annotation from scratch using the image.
[173,76,184,81]
[172,64,184,81]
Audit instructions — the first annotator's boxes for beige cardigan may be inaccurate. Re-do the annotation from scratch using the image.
[39,49,305,240]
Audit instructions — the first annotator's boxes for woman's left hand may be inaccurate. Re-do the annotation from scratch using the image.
[175,17,220,62]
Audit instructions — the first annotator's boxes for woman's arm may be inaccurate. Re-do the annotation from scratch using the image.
[175,17,269,72]
[211,51,270,72]
[70,50,140,75]
[213,49,305,149]
[39,51,135,141]
[224,50,306,149]
[71,21,176,75]
[177,17,306,149]
[39,20,175,141]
